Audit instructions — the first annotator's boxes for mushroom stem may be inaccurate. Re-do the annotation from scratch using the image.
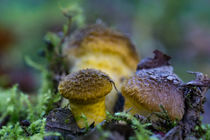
[69,98,106,128]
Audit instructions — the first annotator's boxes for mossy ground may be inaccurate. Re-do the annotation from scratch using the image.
[0,5,210,140]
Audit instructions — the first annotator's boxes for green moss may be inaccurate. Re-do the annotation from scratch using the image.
[0,85,61,139]
[106,112,157,140]
[0,3,85,139]
[201,124,210,140]
[65,118,70,124]
[0,123,24,140]
[0,85,31,123]
[0,118,61,140]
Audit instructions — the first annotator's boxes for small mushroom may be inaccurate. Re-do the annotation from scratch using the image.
[121,50,184,120]
[62,24,139,112]
[58,69,112,128]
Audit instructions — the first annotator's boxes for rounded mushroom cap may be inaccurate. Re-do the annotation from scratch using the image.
[58,69,112,103]
[122,66,184,120]
[63,24,139,69]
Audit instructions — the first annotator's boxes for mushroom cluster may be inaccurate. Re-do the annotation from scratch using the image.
[62,24,139,112]
[58,24,185,128]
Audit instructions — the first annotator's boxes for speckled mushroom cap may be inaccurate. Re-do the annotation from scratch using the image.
[121,66,185,120]
[58,69,112,103]
[63,24,139,69]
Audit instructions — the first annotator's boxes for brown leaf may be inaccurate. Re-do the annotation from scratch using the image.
[137,50,171,70]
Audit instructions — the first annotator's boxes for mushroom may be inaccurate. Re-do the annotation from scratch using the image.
[62,24,139,112]
[121,50,184,120]
[58,69,112,128]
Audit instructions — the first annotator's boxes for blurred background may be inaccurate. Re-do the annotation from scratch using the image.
[0,0,209,122]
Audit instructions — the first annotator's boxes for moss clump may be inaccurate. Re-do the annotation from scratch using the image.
[0,85,61,139]
[106,112,155,140]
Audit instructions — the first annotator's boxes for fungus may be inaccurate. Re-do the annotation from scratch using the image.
[121,50,184,120]
[62,24,139,112]
[58,69,112,128]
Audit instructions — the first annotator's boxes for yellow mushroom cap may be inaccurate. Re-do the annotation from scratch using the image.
[122,66,184,120]
[58,69,112,103]
[63,24,139,69]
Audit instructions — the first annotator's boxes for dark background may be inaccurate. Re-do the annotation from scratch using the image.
[0,0,209,122]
